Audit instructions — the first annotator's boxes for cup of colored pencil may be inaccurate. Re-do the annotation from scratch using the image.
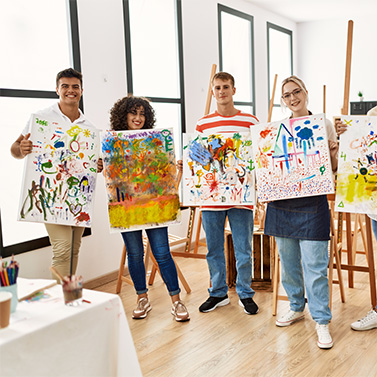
[0,256,19,313]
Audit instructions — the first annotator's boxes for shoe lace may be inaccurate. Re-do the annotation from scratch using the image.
[174,301,187,314]
[316,324,330,337]
[359,310,377,324]
[136,297,148,310]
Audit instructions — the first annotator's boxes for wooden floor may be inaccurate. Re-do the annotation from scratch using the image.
[95,239,377,377]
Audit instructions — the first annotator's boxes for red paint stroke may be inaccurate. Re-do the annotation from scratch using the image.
[76,212,90,223]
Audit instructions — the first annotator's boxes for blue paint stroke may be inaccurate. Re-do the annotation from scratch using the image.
[282,134,290,173]
[54,140,65,149]
[188,140,211,166]
[303,140,307,166]
[304,120,311,125]
[299,174,316,181]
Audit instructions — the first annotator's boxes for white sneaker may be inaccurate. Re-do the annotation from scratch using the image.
[276,310,305,327]
[316,323,333,349]
[351,310,377,331]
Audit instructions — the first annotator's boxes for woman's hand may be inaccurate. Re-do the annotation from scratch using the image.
[335,119,347,136]
[176,159,183,173]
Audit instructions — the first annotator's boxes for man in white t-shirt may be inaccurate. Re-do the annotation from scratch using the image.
[196,72,259,315]
[11,68,103,281]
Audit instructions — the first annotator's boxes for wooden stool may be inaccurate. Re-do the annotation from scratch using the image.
[224,228,273,290]
[116,234,191,294]
[272,209,346,316]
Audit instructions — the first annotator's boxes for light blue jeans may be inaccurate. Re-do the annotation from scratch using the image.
[121,227,180,296]
[275,237,332,324]
[201,209,255,299]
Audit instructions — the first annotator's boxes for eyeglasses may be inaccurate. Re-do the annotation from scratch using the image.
[281,88,303,101]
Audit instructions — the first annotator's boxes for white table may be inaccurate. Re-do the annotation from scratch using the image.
[0,282,142,377]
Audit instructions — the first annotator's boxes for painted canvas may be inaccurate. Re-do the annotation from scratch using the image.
[251,113,334,202]
[182,132,255,206]
[335,115,377,214]
[101,128,180,232]
[18,114,100,227]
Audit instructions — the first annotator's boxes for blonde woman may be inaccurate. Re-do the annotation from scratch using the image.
[264,76,338,349]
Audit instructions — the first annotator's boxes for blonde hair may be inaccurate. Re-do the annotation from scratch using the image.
[280,75,309,108]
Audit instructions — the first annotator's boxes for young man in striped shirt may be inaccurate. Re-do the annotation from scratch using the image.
[197,72,259,315]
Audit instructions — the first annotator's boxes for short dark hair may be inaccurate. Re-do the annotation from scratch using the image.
[211,71,235,87]
[110,95,156,131]
[56,68,83,87]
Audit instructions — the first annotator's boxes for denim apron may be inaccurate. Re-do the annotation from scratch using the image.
[264,195,330,241]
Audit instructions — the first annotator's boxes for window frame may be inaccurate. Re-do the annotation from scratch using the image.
[122,0,186,133]
[267,22,293,112]
[218,4,256,115]
[0,0,87,258]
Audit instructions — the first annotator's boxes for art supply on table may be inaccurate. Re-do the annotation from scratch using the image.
[62,275,83,306]
[0,291,12,329]
[0,256,19,312]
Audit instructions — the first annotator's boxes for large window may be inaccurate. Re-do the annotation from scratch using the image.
[0,0,82,257]
[267,22,293,121]
[218,4,255,115]
[122,0,185,158]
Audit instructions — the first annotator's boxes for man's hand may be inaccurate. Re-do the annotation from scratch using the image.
[97,158,104,173]
[20,133,33,157]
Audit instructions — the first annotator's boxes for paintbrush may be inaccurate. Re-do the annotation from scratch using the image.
[50,266,66,283]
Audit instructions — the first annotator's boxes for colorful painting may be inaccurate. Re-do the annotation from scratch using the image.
[18,114,99,226]
[251,113,334,202]
[101,128,180,232]
[182,133,255,206]
[335,115,377,214]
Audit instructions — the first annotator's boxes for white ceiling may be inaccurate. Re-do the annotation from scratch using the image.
[245,0,377,23]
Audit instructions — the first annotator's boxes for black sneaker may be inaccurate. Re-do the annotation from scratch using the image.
[239,298,259,315]
[199,295,230,312]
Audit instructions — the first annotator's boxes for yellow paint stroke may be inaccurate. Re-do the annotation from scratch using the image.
[337,173,377,204]
[108,195,180,228]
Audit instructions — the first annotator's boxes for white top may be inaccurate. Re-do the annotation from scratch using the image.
[22,102,95,135]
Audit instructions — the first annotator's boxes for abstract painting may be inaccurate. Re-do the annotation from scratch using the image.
[101,128,180,232]
[18,114,100,226]
[182,132,255,206]
[251,113,334,202]
[335,115,377,214]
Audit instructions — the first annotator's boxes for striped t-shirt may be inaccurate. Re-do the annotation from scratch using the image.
[195,110,259,211]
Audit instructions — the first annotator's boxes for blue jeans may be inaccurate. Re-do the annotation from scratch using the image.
[201,209,255,299]
[121,227,180,296]
[275,237,332,324]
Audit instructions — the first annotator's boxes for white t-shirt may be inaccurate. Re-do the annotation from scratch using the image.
[22,102,95,135]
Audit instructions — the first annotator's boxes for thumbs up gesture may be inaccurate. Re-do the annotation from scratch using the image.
[20,133,33,157]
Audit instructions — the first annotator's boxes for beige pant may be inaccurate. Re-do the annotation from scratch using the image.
[44,224,85,282]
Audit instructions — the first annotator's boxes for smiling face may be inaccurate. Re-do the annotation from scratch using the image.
[282,81,308,116]
[127,106,146,130]
[212,78,236,106]
[56,77,83,107]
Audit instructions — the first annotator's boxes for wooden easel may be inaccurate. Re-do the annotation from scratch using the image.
[192,63,217,254]
[335,20,377,308]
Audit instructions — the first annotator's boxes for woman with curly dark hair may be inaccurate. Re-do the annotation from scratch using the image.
[109,95,189,322]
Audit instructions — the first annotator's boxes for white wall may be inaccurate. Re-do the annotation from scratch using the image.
[9,0,298,281]
[296,15,377,120]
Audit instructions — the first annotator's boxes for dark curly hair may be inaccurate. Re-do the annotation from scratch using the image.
[110,95,156,131]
